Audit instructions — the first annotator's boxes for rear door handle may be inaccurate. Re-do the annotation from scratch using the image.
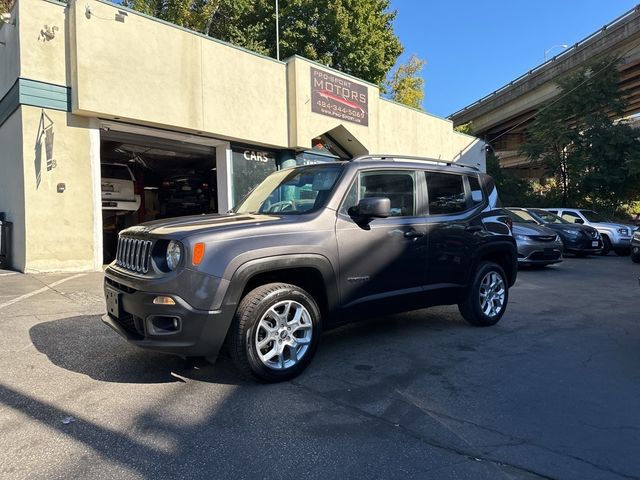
[465,225,483,232]
[404,230,425,239]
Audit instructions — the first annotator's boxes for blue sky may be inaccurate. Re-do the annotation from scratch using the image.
[390,0,640,118]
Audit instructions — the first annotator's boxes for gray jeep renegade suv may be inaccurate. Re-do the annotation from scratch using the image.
[103,156,517,382]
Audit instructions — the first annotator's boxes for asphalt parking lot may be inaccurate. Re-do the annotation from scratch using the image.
[0,255,638,480]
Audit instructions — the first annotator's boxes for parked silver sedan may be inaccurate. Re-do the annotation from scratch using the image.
[506,210,564,267]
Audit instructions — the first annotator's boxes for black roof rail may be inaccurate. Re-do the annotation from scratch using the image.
[350,154,480,172]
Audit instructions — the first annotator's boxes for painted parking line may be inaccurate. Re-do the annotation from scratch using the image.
[0,274,87,310]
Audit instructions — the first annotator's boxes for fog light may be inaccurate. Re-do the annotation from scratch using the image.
[153,296,176,305]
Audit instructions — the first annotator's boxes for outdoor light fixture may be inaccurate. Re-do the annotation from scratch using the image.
[544,44,568,61]
[115,10,128,23]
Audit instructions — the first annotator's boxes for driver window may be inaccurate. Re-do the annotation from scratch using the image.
[340,170,416,217]
[561,211,581,223]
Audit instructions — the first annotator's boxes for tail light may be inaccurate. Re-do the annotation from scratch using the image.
[161,181,171,188]
[202,183,209,190]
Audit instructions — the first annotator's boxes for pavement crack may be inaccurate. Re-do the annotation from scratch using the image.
[290,379,555,480]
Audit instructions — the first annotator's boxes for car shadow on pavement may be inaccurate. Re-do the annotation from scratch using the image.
[29,307,471,386]
[29,314,244,385]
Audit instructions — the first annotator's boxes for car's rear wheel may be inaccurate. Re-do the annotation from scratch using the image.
[228,283,321,382]
[458,261,508,327]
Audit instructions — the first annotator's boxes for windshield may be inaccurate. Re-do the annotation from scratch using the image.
[506,209,538,224]
[530,209,568,224]
[581,210,609,222]
[234,164,344,215]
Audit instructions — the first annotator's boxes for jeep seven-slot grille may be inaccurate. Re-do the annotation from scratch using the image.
[116,236,152,273]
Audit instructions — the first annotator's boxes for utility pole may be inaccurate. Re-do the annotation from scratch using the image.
[275,0,280,61]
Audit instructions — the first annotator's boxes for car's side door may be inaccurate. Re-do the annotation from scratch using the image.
[335,169,428,310]
[424,171,485,288]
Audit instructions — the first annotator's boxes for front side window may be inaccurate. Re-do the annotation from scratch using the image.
[234,164,343,215]
[581,210,609,222]
[340,170,416,217]
[426,172,467,214]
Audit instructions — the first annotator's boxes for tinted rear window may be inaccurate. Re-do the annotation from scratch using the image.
[102,164,132,180]
[426,172,467,214]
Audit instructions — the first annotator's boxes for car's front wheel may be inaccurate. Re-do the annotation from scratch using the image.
[458,261,509,327]
[631,247,640,263]
[228,283,321,382]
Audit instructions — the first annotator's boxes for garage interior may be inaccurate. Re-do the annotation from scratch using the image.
[100,124,221,263]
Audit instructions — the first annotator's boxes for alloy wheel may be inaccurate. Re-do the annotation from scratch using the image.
[254,300,313,370]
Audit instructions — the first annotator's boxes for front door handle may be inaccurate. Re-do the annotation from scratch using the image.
[404,230,425,239]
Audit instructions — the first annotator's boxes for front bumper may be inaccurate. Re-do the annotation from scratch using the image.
[102,271,234,358]
[561,234,602,254]
[517,240,563,265]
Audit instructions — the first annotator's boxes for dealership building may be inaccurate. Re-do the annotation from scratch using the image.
[0,0,485,273]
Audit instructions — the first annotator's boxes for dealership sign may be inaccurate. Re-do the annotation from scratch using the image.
[310,67,368,126]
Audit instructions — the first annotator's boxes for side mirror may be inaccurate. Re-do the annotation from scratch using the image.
[574,218,584,224]
[349,197,391,224]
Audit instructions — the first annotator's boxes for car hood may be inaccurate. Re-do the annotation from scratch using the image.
[512,223,557,236]
[121,213,288,238]
[591,221,633,231]
[544,223,596,233]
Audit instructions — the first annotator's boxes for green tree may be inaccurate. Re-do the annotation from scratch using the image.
[454,122,473,135]
[521,57,640,212]
[384,54,426,109]
[0,0,14,12]
[485,151,534,206]
[124,0,403,87]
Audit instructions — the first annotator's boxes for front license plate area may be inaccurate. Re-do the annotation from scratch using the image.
[105,287,122,320]
[592,241,599,247]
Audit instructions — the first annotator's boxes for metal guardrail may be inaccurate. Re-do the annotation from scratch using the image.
[448,4,640,119]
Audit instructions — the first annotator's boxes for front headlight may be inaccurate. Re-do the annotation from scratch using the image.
[166,240,182,270]
[617,227,630,236]
[514,234,529,241]
[561,229,579,236]
[633,231,640,241]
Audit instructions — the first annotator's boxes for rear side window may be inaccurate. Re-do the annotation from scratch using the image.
[468,175,484,206]
[101,164,132,180]
[426,172,467,214]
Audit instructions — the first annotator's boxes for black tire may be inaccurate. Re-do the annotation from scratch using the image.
[600,235,611,255]
[631,251,640,263]
[228,283,321,382]
[614,248,630,257]
[458,261,509,327]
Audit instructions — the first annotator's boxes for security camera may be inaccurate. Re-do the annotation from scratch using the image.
[0,13,12,24]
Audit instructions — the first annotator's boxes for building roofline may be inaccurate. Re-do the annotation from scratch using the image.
[92,0,286,65]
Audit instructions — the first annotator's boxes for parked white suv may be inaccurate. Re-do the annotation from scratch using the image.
[101,163,141,214]
[544,208,632,256]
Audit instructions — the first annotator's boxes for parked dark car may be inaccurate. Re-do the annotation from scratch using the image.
[508,208,602,257]
[159,173,211,218]
[103,156,517,382]
[631,230,640,263]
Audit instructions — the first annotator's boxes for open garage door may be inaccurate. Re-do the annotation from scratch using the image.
[99,123,226,263]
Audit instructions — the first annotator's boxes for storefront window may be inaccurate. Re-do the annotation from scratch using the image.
[231,146,277,206]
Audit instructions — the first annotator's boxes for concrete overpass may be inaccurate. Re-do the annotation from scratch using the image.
[449,4,640,176]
